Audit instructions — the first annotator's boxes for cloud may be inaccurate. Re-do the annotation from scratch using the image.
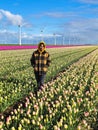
[0,9,23,25]
[45,12,78,18]
[0,12,3,20]
[32,11,78,19]
[77,0,98,4]
[0,7,98,44]
[63,18,98,34]
[58,16,98,44]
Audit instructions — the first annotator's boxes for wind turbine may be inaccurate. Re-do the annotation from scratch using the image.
[18,25,22,45]
[53,33,56,45]
[18,23,28,45]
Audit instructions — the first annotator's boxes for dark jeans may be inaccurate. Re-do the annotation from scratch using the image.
[34,72,46,90]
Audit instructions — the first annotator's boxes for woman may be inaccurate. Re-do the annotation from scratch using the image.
[30,41,51,90]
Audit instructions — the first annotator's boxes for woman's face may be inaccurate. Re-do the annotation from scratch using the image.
[39,44,45,51]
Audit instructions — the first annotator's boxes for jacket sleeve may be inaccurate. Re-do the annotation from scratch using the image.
[47,53,51,67]
[30,53,35,67]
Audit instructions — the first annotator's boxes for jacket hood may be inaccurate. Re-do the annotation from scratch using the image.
[38,41,46,53]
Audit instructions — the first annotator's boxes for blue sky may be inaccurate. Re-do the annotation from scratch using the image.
[0,0,98,44]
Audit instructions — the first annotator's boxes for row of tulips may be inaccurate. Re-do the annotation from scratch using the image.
[0,45,68,51]
[0,47,98,129]
[0,46,97,113]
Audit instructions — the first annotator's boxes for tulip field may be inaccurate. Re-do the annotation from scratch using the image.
[0,46,98,130]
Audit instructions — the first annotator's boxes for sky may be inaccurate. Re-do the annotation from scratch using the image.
[0,0,98,45]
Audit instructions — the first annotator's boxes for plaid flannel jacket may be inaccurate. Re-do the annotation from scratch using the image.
[30,50,51,75]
